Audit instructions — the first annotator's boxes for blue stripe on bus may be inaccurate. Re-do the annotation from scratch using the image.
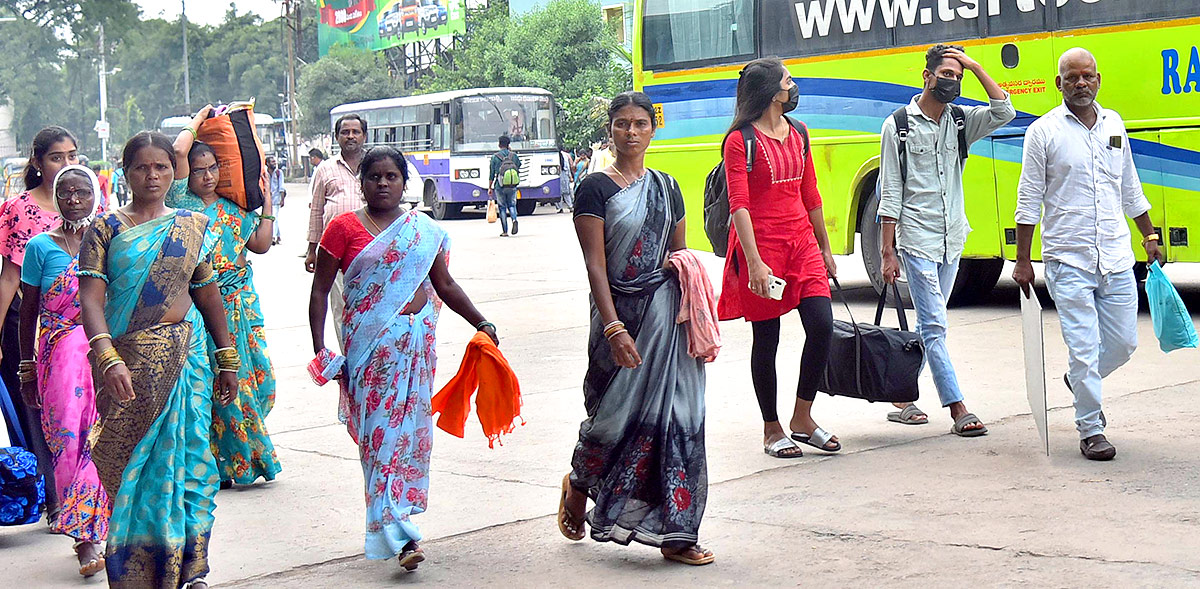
[648,79,1200,185]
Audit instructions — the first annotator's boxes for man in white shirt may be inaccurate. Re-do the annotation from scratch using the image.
[1013,48,1164,461]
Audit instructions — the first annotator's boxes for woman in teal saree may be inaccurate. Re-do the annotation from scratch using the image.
[78,126,238,589]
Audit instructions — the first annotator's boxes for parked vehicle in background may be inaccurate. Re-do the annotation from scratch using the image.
[1,157,27,199]
[330,87,563,220]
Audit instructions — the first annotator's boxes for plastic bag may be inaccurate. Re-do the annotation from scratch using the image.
[1145,261,1198,353]
[486,200,498,224]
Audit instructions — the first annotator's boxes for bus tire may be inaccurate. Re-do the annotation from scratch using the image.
[429,200,463,220]
[947,258,1004,308]
[859,189,910,306]
[516,200,537,216]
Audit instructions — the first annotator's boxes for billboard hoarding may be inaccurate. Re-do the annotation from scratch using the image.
[318,0,465,56]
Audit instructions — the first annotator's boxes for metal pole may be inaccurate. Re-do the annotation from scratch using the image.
[286,0,299,174]
[98,24,108,160]
[182,0,190,108]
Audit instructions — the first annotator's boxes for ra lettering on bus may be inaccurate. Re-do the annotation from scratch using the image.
[1162,47,1200,95]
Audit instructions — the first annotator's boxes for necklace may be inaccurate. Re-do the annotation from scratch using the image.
[57,232,79,257]
[362,211,386,235]
[612,165,644,187]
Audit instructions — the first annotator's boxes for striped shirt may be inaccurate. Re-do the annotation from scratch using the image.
[307,153,363,244]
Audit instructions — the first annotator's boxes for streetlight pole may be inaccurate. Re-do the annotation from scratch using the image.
[182,0,190,108]
[98,24,109,160]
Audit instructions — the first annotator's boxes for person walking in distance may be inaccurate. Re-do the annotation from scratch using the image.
[877,44,1015,436]
[1012,48,1162,461]
[488,135,522,237]
[308,148,326,180]
[306,114,367,344]
[267,156,286,245]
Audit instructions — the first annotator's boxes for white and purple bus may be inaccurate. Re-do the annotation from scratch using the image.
[330,87,563,219]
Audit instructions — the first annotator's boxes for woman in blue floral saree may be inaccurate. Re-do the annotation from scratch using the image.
[78,126,238,589]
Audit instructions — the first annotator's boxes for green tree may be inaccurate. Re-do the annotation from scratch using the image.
[426,0,630,147]
[296,43,402,137]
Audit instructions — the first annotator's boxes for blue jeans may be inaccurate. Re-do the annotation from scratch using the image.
[1044,261,1137,439]
[900,251,964,407]
[496,187,518,234]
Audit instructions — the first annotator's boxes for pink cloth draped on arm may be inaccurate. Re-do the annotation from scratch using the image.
[670,250,721,362]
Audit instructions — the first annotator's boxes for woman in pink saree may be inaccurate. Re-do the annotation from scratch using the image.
[18,165,109,577]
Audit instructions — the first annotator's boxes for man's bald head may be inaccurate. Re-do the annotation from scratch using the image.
[1056,47,1101,109]
[1058,47,1097,77]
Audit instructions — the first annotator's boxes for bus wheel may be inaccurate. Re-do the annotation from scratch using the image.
[429,200,463,220]
[516,200,537,216]
[947,258,1004,307]
[859,189,910,306]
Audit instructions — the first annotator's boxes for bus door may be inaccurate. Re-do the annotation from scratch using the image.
[986,31,1057,262]
[1154,129,1200,263]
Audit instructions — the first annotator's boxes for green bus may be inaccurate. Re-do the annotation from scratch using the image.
[633,0,1200,304]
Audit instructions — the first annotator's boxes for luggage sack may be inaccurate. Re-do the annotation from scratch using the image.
[820,278,923,403]
[196,107,267,210]
[0,446,45,526]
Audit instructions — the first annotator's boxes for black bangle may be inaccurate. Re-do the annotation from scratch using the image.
[475,320,495,331]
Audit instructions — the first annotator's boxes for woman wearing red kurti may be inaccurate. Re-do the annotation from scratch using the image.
[718,58,839,458]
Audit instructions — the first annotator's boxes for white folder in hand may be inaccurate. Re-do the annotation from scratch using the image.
[1021,288,1049,456]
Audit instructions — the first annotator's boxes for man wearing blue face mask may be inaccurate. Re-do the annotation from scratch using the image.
[876,44,1015,436]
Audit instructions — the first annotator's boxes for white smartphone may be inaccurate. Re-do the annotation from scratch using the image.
[767,275,787,300]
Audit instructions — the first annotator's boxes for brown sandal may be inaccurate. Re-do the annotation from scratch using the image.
[398,541,425,571]
[557,473,585,541]
[663,544,715,566]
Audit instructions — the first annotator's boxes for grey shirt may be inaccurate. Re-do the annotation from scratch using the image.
[878,94,1016,262]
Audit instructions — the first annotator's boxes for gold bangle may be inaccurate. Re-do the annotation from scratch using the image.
[101,359,126,374]
[88,332,113,346]
[1142,233,1160,245]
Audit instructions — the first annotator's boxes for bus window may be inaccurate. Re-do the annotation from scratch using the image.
[643,0,755,69]
[1057,0,1198,29]
[987,0,1047,37]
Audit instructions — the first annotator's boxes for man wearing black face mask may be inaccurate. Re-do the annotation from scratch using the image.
[876,44,1014,436]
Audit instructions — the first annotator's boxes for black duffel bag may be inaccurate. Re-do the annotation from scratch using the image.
[819,278,923,403]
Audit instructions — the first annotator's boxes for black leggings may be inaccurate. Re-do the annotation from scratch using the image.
[750,296,833,423]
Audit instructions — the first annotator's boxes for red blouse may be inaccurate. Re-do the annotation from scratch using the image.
[718,122,830,322]
[319,212,374,273]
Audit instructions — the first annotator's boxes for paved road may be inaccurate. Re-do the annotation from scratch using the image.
[3,184,1199,587]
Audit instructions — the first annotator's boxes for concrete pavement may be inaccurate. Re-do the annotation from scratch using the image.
[2,183,1199,587]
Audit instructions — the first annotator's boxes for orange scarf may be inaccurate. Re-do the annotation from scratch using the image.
[431,332,523,447]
